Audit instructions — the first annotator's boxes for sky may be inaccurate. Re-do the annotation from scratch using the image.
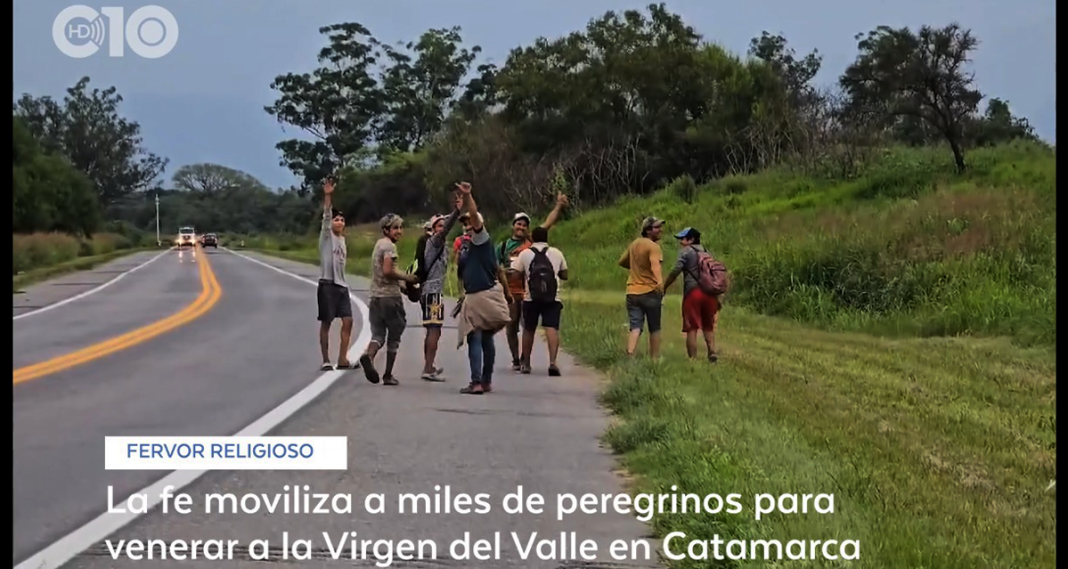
[13,0,1057,190]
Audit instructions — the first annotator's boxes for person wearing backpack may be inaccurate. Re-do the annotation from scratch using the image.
[497,193,570,371]
[511,226,568,376]
[416,193,465,381]
[663,227,726,363]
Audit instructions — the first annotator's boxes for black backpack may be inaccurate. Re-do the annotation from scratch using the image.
[405,235,444,303]
[527,247,558,303]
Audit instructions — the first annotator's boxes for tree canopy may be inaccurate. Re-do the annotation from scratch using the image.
[265,5,1039,222]
[14,5,1041,238]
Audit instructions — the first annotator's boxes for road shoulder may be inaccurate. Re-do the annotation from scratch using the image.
[63,249,659,569]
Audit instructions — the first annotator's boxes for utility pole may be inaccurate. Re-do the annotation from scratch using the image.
[155,192,161,247]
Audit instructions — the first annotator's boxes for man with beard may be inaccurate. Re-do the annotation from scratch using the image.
[497,193,569,371]
[618,216,666,360]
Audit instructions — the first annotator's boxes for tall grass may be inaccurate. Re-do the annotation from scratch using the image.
[549,141,1056,346]
[249,142,1056,568]
[12,231,142,275]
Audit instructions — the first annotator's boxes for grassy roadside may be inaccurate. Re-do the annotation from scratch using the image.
[243,142,1055,568]
[13,247,153,292]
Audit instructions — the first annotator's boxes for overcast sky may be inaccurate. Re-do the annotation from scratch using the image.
[13,0,1056,189]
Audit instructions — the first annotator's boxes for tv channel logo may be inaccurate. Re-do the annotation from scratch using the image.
[53,5,178,59]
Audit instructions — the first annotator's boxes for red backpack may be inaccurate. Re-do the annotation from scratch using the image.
[690,247,730,296]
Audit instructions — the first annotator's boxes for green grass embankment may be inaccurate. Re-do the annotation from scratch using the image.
[246,142,1056,569]
[12,232,156,291]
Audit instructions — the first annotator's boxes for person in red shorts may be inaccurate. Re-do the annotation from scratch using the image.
[663,227,720,362]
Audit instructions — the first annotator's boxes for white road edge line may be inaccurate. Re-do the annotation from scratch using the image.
[13,248,372,569]
[13,249,173,321]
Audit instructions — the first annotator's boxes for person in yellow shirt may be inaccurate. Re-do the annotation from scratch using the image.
[618,216,665,359]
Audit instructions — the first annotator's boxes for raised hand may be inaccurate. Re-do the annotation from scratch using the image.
[556,193,569,207]
[455,181,472,195]
[324,177,336,195]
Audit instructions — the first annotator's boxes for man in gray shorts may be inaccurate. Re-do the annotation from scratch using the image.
[359,213,419,386]
[316,176,354,370]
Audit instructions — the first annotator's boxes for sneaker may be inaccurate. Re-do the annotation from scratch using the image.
[360,354,379,384]
[511,359,521,372]
[548,364,561,377]
[482,383,492,393]
[519,362,532,374]
[421,370,446,382]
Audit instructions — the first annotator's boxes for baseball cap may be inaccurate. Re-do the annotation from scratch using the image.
[641,216,665,231]
[675,227,700,240]
[512,212,531,224]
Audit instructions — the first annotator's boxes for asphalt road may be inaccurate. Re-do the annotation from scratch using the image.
[13,248,658,569]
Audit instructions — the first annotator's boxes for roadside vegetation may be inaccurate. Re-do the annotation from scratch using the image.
[236,5,1054,567]
[245,140,1056,569]
[14,3,1054,567]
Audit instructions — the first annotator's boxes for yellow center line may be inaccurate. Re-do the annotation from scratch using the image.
[13,247,224,385]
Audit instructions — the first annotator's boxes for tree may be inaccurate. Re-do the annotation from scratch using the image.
[967,98,1038,147]
[747,31,822,112]
[13,117,101,236]
[13,76,168,204]
[264,23,386,190]
[377,27,481,152]
[840,23,982,172]
[172,163,271,197]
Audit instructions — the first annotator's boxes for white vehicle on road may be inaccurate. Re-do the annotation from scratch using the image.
[176,227,196,248]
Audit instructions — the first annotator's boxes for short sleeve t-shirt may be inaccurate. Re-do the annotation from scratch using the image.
[624,237,663,295]
[370,237,402,298]
[459,227,498,294]
[513,244,567,302]
[674,244,708,297]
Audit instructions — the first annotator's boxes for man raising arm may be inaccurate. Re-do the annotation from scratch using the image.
[316,176,354,370]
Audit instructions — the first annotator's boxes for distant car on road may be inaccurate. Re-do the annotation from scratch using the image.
[201,233,218,248]
[176,227,196,248]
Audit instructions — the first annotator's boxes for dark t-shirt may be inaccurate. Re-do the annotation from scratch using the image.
[459,227,498,294]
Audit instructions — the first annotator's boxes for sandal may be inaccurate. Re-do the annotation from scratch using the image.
[320,362,334,371]
[460,383,484,395]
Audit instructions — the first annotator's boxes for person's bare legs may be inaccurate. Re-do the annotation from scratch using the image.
[423,327,442,374]
[506,301,522,368]
[338,316,353,366]
[705,310,719,361]
[626,329,642,356]
[649,331,661,360]
[385,350,398,378]
[521,329,536,368]
[685,331,699,359]
[544,328,560,366]
[319,322,331,363]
